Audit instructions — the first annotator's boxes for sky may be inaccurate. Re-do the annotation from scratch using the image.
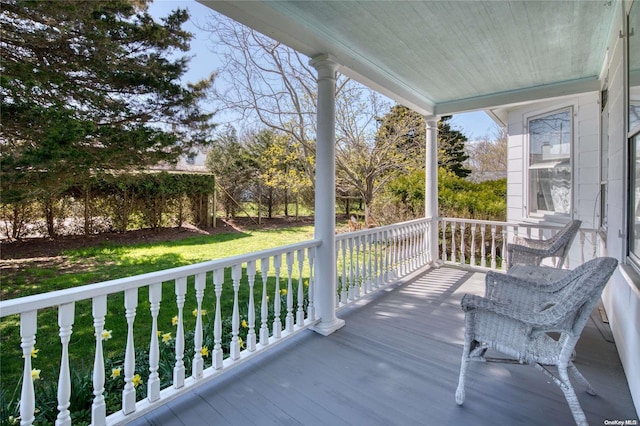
[148,0,499,141]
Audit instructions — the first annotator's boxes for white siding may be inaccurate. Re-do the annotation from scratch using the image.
[505,93,599,229]
[600,4,640,417]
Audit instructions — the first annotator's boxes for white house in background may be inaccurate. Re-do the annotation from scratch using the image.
[150,147,210,174]
[200,0,639,414]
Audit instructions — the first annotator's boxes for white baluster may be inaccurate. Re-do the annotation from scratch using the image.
[231,264,241,360]
[501,227,508,271]
[591,230,597,260]
[366,234,374,291]
[56,303,74,426]
[307,248,316,321]
[173,278,186,388]
[398,229,404,276]
[246,260,257,351]
[480,224,487,268]
[335,241,340,308]
[296,250,305,327]
[470,224,476,266]
[91,295,107,426]
[382,230,389,285]
[451,222,457,264]
[192,273,205,379]
[147,283,161,402]
[355,235,361,293]
[20,310,37,426]
[374,231,381,285]
[285,252,294,330]
[490,225,497,270]
[348,238,356,299]
[391,229,398,279]
[259,258,270,345]
[460,223,466,265]
[272,254,282,339]
[213,269,224,368]
[123,288,138,414]
[340,239,347,304]
[442,220,447,262]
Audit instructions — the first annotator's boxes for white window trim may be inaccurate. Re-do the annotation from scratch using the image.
[523,104,575,221]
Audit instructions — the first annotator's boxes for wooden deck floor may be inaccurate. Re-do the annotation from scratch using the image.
[132,267,638,426]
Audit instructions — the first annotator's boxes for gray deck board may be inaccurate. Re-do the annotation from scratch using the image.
[132,267,638,426]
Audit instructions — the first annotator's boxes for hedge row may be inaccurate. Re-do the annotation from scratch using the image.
[0,173,215,240]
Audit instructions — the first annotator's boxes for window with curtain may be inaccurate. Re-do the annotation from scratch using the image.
[527,108,572,216]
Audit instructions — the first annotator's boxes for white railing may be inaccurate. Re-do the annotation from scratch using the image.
[335,218,430,310]
[1,240,320,426]
[439,217,600,271]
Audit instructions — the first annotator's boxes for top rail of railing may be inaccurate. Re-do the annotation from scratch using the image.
[440,217,597,233]
[0,239,321,317]
[335,217,429,241]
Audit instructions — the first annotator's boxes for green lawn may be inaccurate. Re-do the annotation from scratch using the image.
[0,224,316,399]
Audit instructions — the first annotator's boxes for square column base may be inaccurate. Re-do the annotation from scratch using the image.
[311,318,345,336]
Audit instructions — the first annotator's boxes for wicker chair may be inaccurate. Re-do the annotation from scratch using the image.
[507,219,582,269]
[455,257,618,426]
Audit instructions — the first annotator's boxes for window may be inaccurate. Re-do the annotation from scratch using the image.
[601,87,609,230]
[631,136,640,262]
[527,107,572,217]
[629,2,640,264]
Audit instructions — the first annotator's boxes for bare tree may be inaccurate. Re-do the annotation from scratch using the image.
[204,14,421,222]
[466,125,508,182]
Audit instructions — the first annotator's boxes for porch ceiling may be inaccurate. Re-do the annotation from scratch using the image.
[198,0,616,117]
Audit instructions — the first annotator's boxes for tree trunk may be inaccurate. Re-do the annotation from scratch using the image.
[284,189,289,217]
[345,197,350,216]
[268,187,273,218]
[84,186,91,236]
[44,196,56,238]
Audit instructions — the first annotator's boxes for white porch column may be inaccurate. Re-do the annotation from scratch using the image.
[310,54,345,336]
[425,117,439,265]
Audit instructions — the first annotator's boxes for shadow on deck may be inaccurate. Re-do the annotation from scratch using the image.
[133,267,638,425]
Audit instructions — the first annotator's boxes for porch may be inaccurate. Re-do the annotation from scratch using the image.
[131,266,636,426]
[1,217,634,425]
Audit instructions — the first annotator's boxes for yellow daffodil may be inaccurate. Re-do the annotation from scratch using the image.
[157,330,162,337]
[192,308,207,316]
[304,280,309,287]
[22,348,39,359]
[31,369,41,381]
[241,319,248,328]
[192,308,198,317]
[132,374,142,388]
[238,337,245,349]
[280,288,287,295]
[101,330,112,341]
[111,368,121,379]
[171,316,178,326]
[200,346,209,357]
[162,332,172,343]
[201,309,207,316]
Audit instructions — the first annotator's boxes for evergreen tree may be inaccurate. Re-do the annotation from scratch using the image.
[1,0,215,204]
[438,116,471,178]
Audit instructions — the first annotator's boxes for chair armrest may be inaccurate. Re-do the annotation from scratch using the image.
[485,270,558,300]
[513,236,549,250]
[461,293,561,328]
[507,242,554,256]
